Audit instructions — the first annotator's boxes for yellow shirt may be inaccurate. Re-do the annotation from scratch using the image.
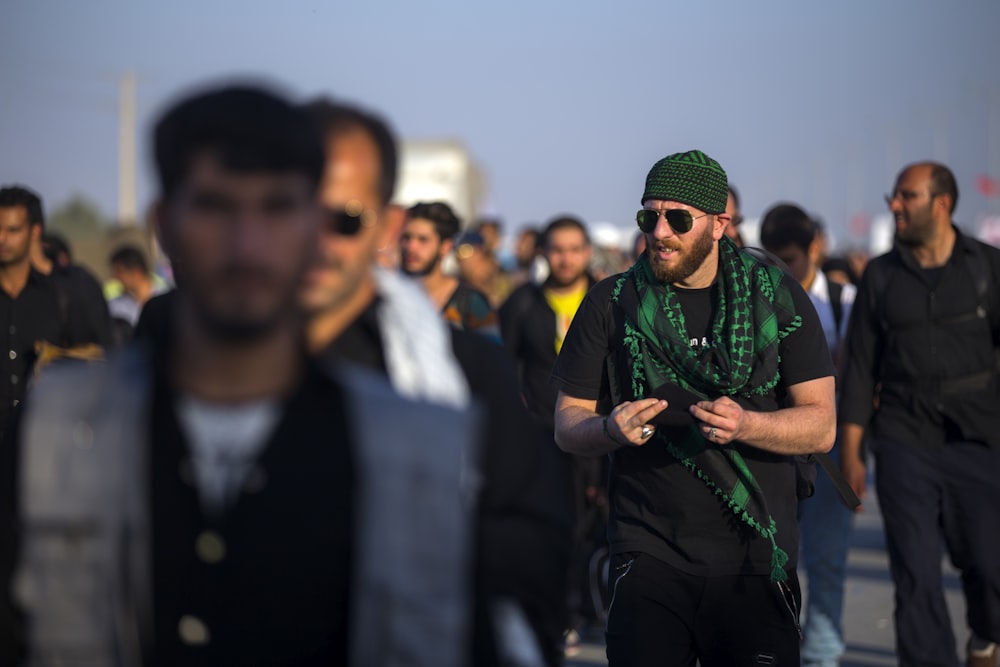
[544,285,588,354]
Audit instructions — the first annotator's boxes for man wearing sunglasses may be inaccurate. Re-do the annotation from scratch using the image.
[299,98,573,667]
[552,150,837,665]
[839,162,1000,667]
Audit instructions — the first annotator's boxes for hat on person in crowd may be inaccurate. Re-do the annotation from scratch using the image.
[453,230,486,260]
[642,149,729,214]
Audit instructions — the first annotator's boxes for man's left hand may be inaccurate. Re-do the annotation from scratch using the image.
[690,397,743,445]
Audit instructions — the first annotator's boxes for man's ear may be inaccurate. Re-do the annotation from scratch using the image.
[808,238,824,266]
[713,213,732,240]
[440,237,455,259]
[934,193,953,220]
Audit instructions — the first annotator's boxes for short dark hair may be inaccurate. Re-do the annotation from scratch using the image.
[541,215,590,250]
[42,233,71,264]
[109,244,149,273]
[929,163,958,214]
[0,185,44,227]
[407,201,462,242]
[759,203,818,254]
[302,98,398,207]
[153,83,325,199]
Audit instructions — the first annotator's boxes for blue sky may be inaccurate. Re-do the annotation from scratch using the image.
[2,1,999,250]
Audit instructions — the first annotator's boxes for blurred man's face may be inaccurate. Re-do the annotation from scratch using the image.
[515,230,538,268]
[477,222,500,255]
[0,206,38,268]
[769,244,812,285]
[724,191,742,243]
[543,227,591,288]
[889,164,942,247]
[111,262,144,295]
[455,242,492,286]
[400,218,447,277]
[300,129,388,315]
[157,152,318,341]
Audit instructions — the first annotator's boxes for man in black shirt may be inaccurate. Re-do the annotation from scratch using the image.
[839,161,1000,667]
[0,186,79,439]
[499,215,601,648]
[298,98,573,667]
[552,150,836,666]
[24,192,112,348]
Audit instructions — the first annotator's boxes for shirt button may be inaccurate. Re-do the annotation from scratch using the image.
[195,531,226,564]
[8,350,15,360]
[10,375,17,385]
[178,615,210,645]
[8,326,14,335]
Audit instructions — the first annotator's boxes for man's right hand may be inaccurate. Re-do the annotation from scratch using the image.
[607,398,669,447]
[839,422,867,512]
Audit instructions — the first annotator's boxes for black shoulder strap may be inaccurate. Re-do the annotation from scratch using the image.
[826,278,844,336]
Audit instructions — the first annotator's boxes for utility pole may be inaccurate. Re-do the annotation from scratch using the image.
[118,72,137,226]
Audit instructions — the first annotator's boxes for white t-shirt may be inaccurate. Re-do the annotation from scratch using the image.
[177,396,281,515]
[807,270,857,360]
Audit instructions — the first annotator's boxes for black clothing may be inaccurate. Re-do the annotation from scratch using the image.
[499,277,604,631]
[839,227,1000,446]
[873,436,1000,666]
[499,276,595,430]
[551,274,833,577]
[838,227,1000,661]
[0,269,72,437]
[605,552,802,667]
[49,263,112,347]
[327,301,574,667]
[148,341,354,666]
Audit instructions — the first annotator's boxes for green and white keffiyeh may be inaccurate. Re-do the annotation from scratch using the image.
[613,236,802,581]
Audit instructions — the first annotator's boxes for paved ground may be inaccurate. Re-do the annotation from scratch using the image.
[567,487,970,666]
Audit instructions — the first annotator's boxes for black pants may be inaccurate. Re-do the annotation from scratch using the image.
[874,437,1000,666]
[605,552,801,667]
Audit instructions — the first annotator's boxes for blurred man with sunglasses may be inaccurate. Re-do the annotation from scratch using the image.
[551,150,836,665]
[299,98,573,667]
[839,162,1000,667]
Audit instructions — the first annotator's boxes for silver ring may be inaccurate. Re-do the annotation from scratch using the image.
[640,425,654,439]
[709,427,717,440]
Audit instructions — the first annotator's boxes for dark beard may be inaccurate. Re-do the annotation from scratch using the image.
[401,253,440,278]
[647,222,715,283]
[177,265,298,343]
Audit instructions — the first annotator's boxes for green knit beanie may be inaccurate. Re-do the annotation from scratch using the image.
[641,150,729,214]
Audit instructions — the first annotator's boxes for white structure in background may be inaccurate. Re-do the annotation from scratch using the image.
[395,140,484,227]
[869,214,895,256]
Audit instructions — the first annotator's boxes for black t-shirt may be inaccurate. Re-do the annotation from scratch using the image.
[551,272,834,576]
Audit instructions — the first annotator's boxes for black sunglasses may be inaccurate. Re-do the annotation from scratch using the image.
[322,201,376,237]
[635,208,709,234]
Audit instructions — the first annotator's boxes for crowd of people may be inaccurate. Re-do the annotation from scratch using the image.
[1,79,998,667]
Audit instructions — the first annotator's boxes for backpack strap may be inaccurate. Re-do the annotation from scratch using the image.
[826,278,844,338]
